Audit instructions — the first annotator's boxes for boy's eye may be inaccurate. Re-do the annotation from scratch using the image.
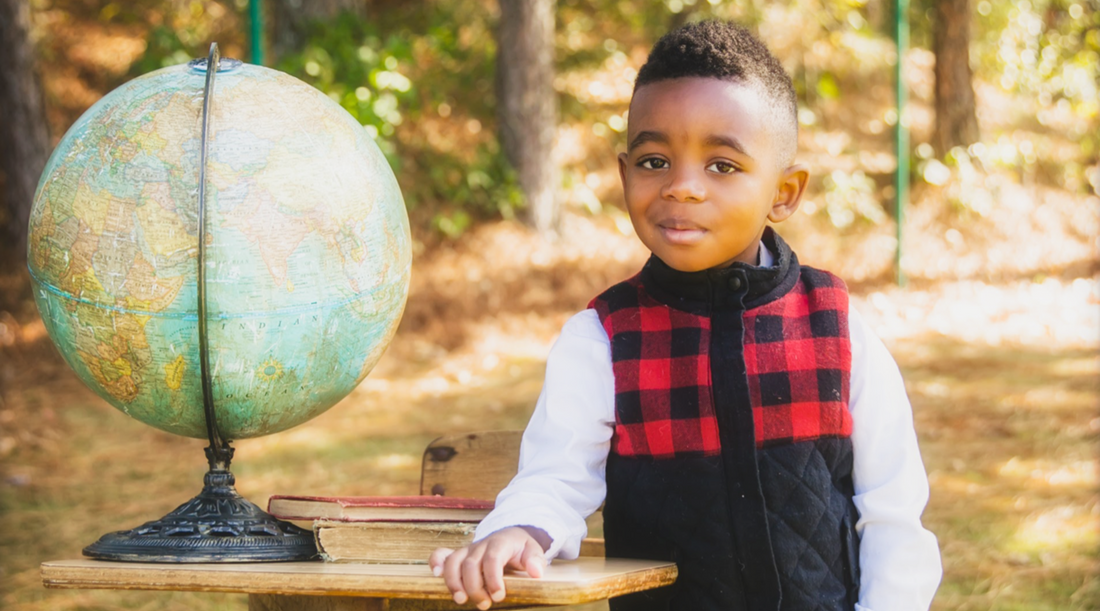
[638,158,668,170]
[706,161,738,174]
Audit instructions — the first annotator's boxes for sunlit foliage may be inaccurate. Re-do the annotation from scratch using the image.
[44,0,1100,234]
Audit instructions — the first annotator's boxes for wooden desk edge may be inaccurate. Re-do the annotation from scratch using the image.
[41,559,678,606]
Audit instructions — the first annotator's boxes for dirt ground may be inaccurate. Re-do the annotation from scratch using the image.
[1,188,1098,610]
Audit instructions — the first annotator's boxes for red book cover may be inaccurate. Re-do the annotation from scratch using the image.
[267,495,495,523]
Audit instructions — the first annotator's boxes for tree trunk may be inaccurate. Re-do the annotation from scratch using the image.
[497,0,559,236]
[932,0,980,155]
[0,0,51,263]
[270,0,364,61]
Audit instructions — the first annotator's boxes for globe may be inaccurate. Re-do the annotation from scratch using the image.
[27,57,412,442]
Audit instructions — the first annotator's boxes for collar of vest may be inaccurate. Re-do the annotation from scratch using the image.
[639,227,801,313]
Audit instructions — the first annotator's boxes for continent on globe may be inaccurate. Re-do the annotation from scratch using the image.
[28,59,412,441]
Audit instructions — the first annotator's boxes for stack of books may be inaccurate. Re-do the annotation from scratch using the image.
[267,495,495,564]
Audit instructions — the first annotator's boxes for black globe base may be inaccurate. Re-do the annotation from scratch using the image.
[83,465,318,563]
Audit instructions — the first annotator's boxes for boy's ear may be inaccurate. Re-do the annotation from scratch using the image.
[617,152,628,189]
[768,163,809,223]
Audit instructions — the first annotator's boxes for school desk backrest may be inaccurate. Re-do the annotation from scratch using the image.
[420,430,605,557]
[420,430,523,499]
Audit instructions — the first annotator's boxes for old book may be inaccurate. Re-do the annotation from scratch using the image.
[267,495,494,523]
[314,521,479,563]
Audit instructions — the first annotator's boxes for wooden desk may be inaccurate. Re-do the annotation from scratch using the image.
[42,558,677,610]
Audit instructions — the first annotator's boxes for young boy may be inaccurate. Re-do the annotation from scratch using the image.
[430,20,942,611]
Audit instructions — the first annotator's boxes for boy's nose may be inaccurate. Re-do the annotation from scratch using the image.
[661,168,706,203]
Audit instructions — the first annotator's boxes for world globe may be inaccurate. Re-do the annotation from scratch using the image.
[27,56,411,441]
[26,47,411,562]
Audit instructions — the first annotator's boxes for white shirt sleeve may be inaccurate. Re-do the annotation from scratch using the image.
[848,306,943,611]
[473,309,615,560]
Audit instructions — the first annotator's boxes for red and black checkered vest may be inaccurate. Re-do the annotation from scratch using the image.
[589,230,861,611]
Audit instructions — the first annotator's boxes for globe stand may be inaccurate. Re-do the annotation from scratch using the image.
[83,446,318,562]
[82,43,318,563]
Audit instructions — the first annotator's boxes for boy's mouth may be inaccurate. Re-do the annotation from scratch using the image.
[657,221,706,245]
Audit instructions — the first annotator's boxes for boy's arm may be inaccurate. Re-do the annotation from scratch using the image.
[472,309,615,559]
[430,310,615,609]
[848,307,943,611]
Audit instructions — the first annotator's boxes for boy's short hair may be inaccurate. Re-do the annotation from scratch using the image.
[635,20,798,166]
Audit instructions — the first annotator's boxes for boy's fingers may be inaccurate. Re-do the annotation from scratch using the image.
[441,547,469,603]
[460,549,492,608]
[436,528,543,609]
[520,539,546,579]
[429,547,453,577]
[480,540,515,602]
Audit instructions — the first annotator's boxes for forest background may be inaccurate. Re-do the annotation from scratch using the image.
[0,0,1098,610]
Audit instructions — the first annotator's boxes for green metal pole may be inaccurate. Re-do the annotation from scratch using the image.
[894,0,908,287]
[250,0,264,66]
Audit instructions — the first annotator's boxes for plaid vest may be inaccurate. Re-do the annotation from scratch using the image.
[590,230,861,611]
[590,269,852,457]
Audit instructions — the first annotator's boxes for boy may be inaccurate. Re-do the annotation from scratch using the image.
[430,20,942,611]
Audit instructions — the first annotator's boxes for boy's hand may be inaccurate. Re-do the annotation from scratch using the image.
[429,526,550,610]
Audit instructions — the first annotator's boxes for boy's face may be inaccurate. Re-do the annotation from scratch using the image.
[618,77,808,272]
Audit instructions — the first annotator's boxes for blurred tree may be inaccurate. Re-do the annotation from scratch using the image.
[271,0,364,61]
[498,0,559,236]
[0,0,50,263]
[932,0,980,154]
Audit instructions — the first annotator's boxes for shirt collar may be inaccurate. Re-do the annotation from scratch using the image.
[638,227,799,312]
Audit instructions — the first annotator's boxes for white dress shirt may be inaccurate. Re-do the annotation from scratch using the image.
[474,246,943,611]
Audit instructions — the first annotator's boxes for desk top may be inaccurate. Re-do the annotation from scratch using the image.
[42,558,677,606]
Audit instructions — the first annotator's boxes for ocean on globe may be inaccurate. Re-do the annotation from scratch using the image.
[27,59,412,440]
